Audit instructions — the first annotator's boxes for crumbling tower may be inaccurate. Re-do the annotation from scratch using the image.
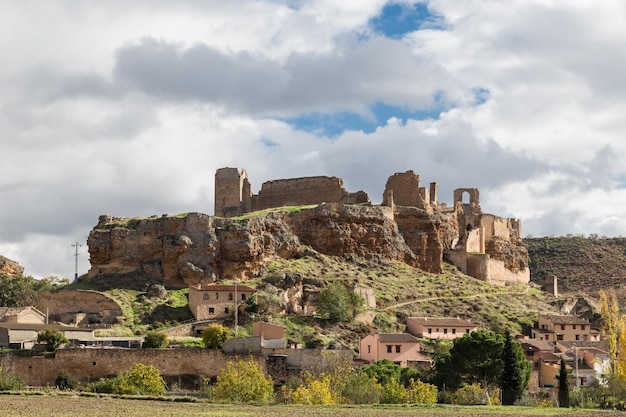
[214,168,252,217]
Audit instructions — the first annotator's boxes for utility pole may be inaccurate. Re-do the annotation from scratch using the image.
[72,242,82,281]
[234,282,238,337]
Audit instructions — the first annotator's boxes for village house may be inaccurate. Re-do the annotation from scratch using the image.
[532,315,600,342]
[188,283,257,321]
[406,316,477,340]
[359,333,428,367]
[0,306,46,324]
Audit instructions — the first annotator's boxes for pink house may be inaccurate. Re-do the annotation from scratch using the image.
[359,333,427,367]
[406,317,477,340]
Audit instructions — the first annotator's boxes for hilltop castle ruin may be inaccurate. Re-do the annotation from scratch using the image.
[214,168,529,286]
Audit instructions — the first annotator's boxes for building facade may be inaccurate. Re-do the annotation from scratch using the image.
[406,317,478,340]
[188,284,257,320]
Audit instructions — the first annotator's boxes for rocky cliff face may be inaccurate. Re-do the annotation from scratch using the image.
[87,202,526,288]
[0,256,24,276]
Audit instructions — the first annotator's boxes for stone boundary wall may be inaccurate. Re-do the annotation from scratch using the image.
[1,348,266,386]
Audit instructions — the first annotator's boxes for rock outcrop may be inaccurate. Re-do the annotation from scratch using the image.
[0,256,24,276]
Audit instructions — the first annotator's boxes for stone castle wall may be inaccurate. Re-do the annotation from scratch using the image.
[214,168,369,218]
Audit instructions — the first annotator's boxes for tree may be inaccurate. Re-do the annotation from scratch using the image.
[360,359,402,386]
[37,328,68,352]
[558,358,570,408]
[201,324,233,349]
[434,330,529,393]
[113,363,166,396]
[143,331,168,348]
[599,289,626,379]
[500,331,530,405]
[316,282,363,322]
[212,358,273,403]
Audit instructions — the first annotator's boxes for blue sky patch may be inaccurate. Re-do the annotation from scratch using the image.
[370,2,443,38]
[284,102,445,137]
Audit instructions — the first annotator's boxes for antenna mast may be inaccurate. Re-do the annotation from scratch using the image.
[71,242,83,281]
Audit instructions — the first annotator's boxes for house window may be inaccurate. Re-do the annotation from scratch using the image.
[228,293,233,301]
[573,324,577,330]
[428,328,432,334]
[581,324,586,330]
[444,328,448,334]
[452,329,456,334]
[242,294,247,301]
[386,345,392,353]
[545,335,549,340]
[436,328,439,333]
[215,292,219,300]
[395,345,401,353]
[367,345,371,354]
[202,293,209,300]
[208,307,215,314]
[575,335,580,341]
[466,329,470,333]
[561,325,565,331]
[224,307,229,314]
[557,334,564,341]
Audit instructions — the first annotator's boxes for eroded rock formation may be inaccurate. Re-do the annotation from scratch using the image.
[0,256,24,276]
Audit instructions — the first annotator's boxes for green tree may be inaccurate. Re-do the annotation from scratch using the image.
[558,358,570,408]
[143,331,168,348]
[340,371,382,404]
[0,274,68,308]
[500,331,530,405]
[316,282,363,322]
[406,379,438,404]
[212,358,273,403]
[37,328,68,352]
[113,363,166,396]
[379,378,408,404]
[360,359,401,386]
[201,324,233,349]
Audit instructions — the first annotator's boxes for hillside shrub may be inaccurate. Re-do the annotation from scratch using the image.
[380,378,408,404]
[291,374,335,404]
[451,383,500,405]
[88,378,116,394]
[316,282,363,322]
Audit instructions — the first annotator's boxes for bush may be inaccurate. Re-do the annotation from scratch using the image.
[201,324,233,349]
[406,379,437,404]
[0,373,24,391]
[291,374,335,404]
[113,363,166,396]
[88,378,116,394]
[143,331,168,348]
[380,378,408,404]
[55,370,78,391]
[452,383,500,405]
[340,371,382,404]
[212,358,273,403]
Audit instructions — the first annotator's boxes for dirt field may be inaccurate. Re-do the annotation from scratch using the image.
[0,396,623,417]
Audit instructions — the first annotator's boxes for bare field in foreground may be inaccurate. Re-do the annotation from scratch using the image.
[0,396,623,417]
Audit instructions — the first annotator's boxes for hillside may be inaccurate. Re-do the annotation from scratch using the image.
[525,236,626,295]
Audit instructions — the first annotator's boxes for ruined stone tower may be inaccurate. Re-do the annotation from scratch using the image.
[214,167,252,218]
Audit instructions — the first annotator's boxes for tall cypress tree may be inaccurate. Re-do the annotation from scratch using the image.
[558,358,570,407]
[501,331,523,405]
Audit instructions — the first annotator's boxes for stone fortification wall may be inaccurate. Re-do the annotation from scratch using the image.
[384,171,422,208]
[1,348,267,386]
[0,256,24,276]
[255,176,367,210]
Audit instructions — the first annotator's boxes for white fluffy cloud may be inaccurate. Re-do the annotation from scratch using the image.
[2,0,626,278]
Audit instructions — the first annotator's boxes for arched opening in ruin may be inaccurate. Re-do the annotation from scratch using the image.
[461,191,471,204]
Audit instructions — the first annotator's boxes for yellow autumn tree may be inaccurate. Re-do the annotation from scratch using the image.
[599,289,626,379]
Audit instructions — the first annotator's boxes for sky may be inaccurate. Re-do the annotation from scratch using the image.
[2,0,626,279]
